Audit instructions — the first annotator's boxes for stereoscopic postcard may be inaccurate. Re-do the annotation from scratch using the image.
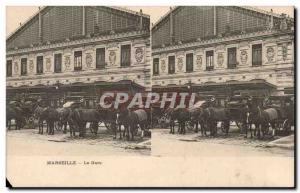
[6,5,295,188]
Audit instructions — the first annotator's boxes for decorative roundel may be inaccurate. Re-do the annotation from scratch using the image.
[217,53,224,67]
[196,55,202,68]
[86,53,93,68]
[29,60,34,72]
[161,59,166,72]
[266,47,275,62]
[14,62,19,73]
[177,57,183,71]
[135,47,144,63]
[109,51,116,65]
[240,50,248,64]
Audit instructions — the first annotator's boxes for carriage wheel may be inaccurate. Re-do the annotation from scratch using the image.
[235,121,246,134]
[235,121,243,130]
[160,117,170,129]
[25,116,35,129]
[105,122,116,134]
[186,121,194,131]
[104,122,112,131]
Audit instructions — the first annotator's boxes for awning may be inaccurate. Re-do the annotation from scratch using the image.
[152,79,276,93]
[152,84,191,92]
[93,80,145,91]
[7,80,145,91]
[193,79,276,91]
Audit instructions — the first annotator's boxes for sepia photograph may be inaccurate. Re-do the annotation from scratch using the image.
[5,4,295,188]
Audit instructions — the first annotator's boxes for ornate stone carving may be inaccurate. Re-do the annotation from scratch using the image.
[177,57,183,71]
[240,50,248,64]
[85,53,93,68]
[217,53,224,67]
[64,55,71,70]
[108,51,116,66]
[46,58,51,72]
[282,44,288,61]
[266,47,275,62]
[196,55,202,68]
[161,59,166,72]
[14,62,18,73]
[135,47,144,63]
[29,60,34,73]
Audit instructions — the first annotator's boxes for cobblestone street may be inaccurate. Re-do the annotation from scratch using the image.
[7,127,151,156]
[151,128,294,157]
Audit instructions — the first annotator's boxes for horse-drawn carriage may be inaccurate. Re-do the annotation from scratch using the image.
[263,95,294,134]
[152,94,215,134]
[60,93,152,139]
[151,91,294,138]
[6,95,41,130]
[224,95,250,132]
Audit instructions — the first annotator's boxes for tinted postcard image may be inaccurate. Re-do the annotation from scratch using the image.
[6,6,295,188]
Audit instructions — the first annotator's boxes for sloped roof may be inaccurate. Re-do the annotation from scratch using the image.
[152,6,293,30]
[7,6,150,41]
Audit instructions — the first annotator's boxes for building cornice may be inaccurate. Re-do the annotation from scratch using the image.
[152,64,294,81]
[7,65,150,82]
[152,30,294,55]
[7,30,149,56]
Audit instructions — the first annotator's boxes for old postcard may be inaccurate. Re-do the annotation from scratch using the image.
[6,6,295,188]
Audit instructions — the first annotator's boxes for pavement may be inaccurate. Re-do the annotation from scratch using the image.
[266,135,294,149]
[151,128,294,157]
[6,127,151,156]
[6,126,294,158]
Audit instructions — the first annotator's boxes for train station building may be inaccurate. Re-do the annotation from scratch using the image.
[6,6,151,107]
[151,6,294,105]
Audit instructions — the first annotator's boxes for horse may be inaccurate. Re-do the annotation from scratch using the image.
[164,108,176,134]
[22,100,37,125]
[33,105,50,134]
[56,107,71,133]
[150,106,166,128]
[165,107,190,135]
[189,100,210,135]
[46,107,60,135]
[190,108,207,135]
[248,104,278,139]
[202,107,230,136]
[96,106,118,139]
[69,108,101,137]
[117,108,148,140]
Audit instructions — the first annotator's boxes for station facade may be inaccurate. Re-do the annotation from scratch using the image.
[151,6,294,104]
[6,6,151,107]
